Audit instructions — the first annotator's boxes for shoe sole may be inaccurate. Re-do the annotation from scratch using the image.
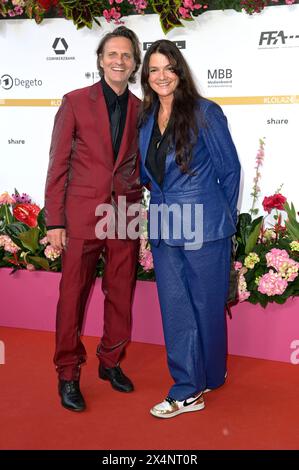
[150,402,205,419]
[60,400,86,412]
[99,373,134,393]
[58,390,86,412]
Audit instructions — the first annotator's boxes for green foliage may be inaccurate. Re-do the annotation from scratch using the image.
[0,1,290,33]
[284,202,299,241]
[59,0,102,29]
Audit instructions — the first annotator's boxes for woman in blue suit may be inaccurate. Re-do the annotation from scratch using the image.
[139,40,241,419]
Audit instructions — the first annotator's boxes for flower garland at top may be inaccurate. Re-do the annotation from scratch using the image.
[0,1,297,34]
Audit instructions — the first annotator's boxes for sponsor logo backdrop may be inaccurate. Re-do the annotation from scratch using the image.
[0,6,298,212]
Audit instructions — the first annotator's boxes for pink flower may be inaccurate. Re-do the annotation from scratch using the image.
[266,248,289,271]
[234,261,243,270]
[39,236,48,245]
[139,248,154,271]
[26,263,36,271]
[285,0,295,4]
[238,273,250,302]
[179,7,191,18]
[0,192,15,205]
[139,238,154,271]
[0,235,20,253]
[12,192,32,204]
[14,5,23,14]
[183,0,193,7]
[256,148,264,165]
[257,270,288,296]
[239,290,250,302]
[103,9,111,21]
[103,7,122,23]
[44,245,62,261]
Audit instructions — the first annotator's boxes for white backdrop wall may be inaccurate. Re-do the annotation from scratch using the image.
[1,5,299,214]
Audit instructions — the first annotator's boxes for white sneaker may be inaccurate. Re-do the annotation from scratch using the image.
[150,393,205,419]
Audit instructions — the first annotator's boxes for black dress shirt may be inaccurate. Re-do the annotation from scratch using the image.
[101,77,128,160]
[146,110,172,187]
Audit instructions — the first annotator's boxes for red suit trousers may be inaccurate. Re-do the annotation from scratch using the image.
[54,237,138,380]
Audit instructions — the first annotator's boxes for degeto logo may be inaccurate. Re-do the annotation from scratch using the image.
[0,74,13,90]
[0,74,42,90]
[52,37,68,55]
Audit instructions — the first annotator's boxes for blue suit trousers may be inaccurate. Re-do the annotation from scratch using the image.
[151,237,231,401]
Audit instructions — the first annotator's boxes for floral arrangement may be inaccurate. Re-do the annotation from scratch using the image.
[0,1,297,34]
[1,136,299,308]
[0,190,62,272]
[1,180,299,305]
[234,139,299,307]
[0,188,151,279]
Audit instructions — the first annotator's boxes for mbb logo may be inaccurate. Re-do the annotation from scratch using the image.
[52,37,68,55]
[208,69,232,80]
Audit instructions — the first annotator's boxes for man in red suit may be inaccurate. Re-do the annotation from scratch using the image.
[45,27,142,412]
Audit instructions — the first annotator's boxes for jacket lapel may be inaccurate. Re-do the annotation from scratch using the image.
[140,105,163,192]
[89,82,114,170]
[140,107,155,166]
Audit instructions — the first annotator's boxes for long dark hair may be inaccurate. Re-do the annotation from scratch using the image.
[140,40,203,173]
[96,26,141,84]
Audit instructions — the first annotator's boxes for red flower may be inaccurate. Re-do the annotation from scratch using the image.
[13,204,41,227]
[262,194,287,213]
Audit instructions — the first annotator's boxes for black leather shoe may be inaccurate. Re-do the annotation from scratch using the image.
[99,364,134,393]
[58,380,86,412]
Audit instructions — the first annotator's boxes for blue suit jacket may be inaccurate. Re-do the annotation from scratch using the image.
[139,98,241,247]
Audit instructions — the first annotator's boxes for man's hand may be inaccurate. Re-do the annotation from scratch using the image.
[47,228,66,250]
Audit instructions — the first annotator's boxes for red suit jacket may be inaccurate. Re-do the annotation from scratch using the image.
[45,81,142,239]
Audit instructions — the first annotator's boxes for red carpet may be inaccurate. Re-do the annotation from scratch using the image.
[0,326,299,450]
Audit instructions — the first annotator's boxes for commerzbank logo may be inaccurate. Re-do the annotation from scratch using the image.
[46,37,75,61]
[258,30,299,49]
[53,37,68,55]
[0,73,42,90]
